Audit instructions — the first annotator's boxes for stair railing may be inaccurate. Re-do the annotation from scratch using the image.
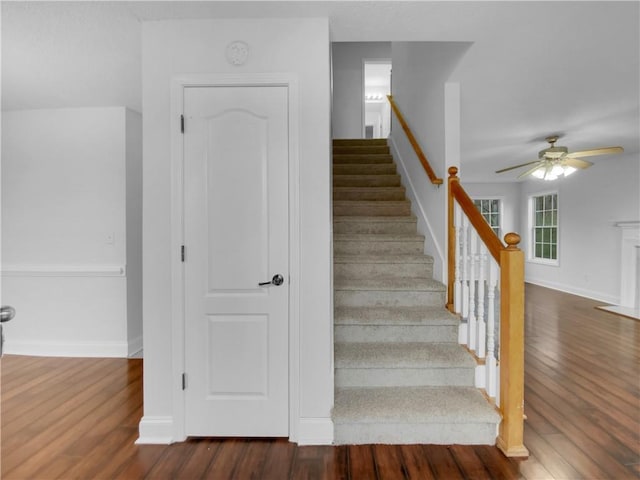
[447,166,528,457]
[386,94,526,456]
[386,95,443,186]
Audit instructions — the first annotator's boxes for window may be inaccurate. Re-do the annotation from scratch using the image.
[473,199,501,238]
[530,193,558,262]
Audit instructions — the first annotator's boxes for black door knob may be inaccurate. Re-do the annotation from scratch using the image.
[0,306,16,323]
[258,274,284,287]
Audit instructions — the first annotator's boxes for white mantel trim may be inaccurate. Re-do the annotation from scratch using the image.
[616,221,640,308]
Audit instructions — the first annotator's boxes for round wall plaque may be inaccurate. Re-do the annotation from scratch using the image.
[226,41,249,66]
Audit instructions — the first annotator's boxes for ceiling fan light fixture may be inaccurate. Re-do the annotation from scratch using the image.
[531,167,547,179]
[531,163,577,181]
[496,135,622,179]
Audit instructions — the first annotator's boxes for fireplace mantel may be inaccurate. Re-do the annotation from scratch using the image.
[616,221,639,311]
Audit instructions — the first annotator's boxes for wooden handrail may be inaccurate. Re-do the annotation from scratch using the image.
[448,167,504,264]
[387,95,443,186]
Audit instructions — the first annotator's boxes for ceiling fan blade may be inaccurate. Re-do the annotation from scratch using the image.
[563,158,593,169]
[495,160,540,174]
[518,162,545,179]
[566,146,624,158]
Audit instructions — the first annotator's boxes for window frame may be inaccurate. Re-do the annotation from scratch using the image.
[528,191,560,266]
[472,197,503,240]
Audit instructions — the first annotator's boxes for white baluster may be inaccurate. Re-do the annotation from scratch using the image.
[468,228,477,352]
[476,244,487,359]
[486,258,498,399]
[454,204,462,314]
[461,215,469,323]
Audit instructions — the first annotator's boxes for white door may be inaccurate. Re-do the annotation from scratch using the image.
[183,85,289,437]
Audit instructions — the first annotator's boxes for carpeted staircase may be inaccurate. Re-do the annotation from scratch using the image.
[332,138,500,445]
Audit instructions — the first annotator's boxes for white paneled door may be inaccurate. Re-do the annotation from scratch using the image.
[183,85,289,437]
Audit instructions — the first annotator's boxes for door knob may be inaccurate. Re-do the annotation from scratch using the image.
[258,274,284,287]
[0,306,15,323]
[0,306,15,357]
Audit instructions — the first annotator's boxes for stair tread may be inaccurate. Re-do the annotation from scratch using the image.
[334,150,390,156]
[335,306,457,325]
[334,276,446,292]
[333,174,399,178]
[334,216,416,223]
[334,145,389,149]
[334,233,423,241]
[334,176,401,187]
[334,254,432,264]
[333,139,388,146]
[333,154,393,162]
[333,200,410,205]
[335,342,475,368]
[333,386,500,424]
[333,163,396,167]
[333,186,405,191]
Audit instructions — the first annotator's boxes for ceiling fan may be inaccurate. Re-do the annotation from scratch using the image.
[496,135,624,180]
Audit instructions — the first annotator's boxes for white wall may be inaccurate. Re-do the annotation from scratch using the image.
[462,182,522,242]
[141,18,332,444]
[389,42,471,282]
[332,42,391,138]
[125,109,143,356]
[1,107,142,356]
[520,153,640,303]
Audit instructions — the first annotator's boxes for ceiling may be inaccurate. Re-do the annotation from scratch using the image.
[2,1,638,182]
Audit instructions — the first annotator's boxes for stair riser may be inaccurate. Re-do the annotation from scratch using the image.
[333,164,397,176]
[335,368,474,388]
[333,203,412,216]
[334,240,423,256]
[333,221,417,235]
[333,189,406,201]
[334,325,456,343]
[335,290,446,308]
[333,423,498,446]
[334,146,390,155]
[333,176,401,187]
[334,262,432,279]
[333,139,388,147]
[333,154,393,164]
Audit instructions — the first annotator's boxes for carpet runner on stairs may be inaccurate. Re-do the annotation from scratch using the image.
[332,138,500,445]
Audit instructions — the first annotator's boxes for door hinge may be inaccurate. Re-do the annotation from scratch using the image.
[181,245,185,262]
[182,373,187,390]
[180,114,185,134]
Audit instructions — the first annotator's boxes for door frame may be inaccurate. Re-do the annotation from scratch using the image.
[170,73,300,442]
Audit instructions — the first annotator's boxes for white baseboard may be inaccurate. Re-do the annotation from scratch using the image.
[388,135,445,283]
[136,416,175,444]
[296,417,334,445]
[128,335,143,357]
[525,277,618,305]
[4,339,130,358]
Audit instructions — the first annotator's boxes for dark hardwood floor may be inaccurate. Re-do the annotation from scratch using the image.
[1,284,638,479]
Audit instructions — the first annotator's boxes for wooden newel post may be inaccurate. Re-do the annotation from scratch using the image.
[446,166,459,312]
[497,232,529,457]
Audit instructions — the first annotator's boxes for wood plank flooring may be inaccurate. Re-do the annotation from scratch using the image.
[1,284,638,479]
[522,284,640,479]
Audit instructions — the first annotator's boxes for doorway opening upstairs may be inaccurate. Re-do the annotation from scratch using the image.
[363,60,391,139]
